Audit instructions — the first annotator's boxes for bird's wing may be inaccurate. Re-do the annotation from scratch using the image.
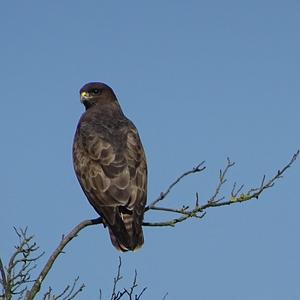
[73,119,147,231]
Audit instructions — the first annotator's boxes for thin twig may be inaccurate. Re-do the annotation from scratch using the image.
[42,287,52,300]
[0,259,6,286]
[2,228,45,299]
[208,157,234,203]
[106,257,147,300]
[143,211,207,227]
[162,292,168,300]
[59,277,85,300]
[0,258,7,298]
[145,161,206,210]
[25,217,103,300]
[110,257,124,300]
[136,287,147,300]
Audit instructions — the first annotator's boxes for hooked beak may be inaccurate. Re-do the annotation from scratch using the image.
[80,91,90,103]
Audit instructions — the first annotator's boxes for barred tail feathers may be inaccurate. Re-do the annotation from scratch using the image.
[108,213,144,252]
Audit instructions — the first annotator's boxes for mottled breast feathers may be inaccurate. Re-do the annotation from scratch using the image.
[73,84,147,251]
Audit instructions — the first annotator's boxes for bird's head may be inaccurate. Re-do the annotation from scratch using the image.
[79,82,118,110]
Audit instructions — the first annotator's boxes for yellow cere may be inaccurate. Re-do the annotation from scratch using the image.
[81,91,89,98]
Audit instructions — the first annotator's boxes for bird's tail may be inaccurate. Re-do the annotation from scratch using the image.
[108,212,144,252]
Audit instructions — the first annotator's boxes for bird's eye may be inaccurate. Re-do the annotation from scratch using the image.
[92,88,100,94]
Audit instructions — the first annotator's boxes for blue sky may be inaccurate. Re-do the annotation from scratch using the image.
[1,1,300,299]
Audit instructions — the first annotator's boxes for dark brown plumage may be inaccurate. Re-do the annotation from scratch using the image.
[73,82,147,251]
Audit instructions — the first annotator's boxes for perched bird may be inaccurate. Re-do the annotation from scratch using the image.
[73,82,147,251]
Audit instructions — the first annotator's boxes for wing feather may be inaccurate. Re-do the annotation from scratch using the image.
[73,114,147,251]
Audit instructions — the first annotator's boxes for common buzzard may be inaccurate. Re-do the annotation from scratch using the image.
[73,82,147,251]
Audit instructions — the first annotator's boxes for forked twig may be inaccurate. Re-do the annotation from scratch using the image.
[146,161,206,210]
[25,218,102,300]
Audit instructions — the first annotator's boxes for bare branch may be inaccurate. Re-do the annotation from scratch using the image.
[0,258,7,299]
[49,276,85,300]
[25,217,103,300]
[42,287,52,300]
[108,257,147,300]
[2,151,297,299]
[63,282,85,300]
[229,149,299,203]
[110,257,125,300]
[143,212,207,227]
[208,157,234,204]
[231,182,244,198]
[146,161,206,210]
[1,227,44,300]
[143,150,299,227]
[123,269,147,300]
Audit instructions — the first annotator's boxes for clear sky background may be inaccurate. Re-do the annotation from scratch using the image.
[1,1,300,299]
